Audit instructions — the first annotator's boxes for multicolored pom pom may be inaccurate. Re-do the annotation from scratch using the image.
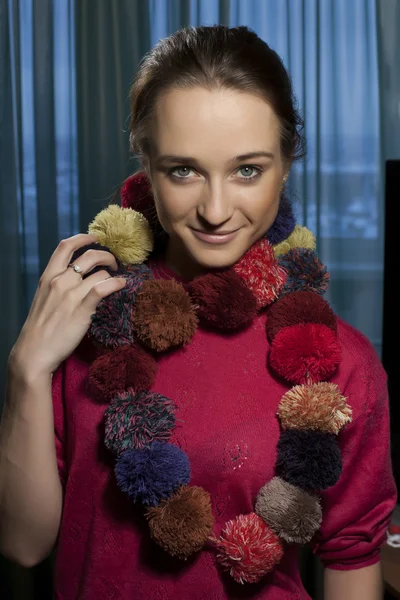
[89,345,157,402]
[255,477,322,544]
[132,279,198,352]
[188,270,258,330]
[88,205,154,264]
[276,429,342,491]
[266,291,337,342]
[234,239,287,308]
[88,265,152,349]
[278,248,330,296]
[216,513,284,584]
[104,391,176,454]
[277,382,352,435]
[114,441,190,506]
[146,485,214,560]
[269,323,341,384]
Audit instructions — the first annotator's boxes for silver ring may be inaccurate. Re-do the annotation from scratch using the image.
[68,262,83,275]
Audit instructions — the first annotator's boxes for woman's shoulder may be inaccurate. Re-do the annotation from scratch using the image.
[334,316,388,419]
[336,316,384,373]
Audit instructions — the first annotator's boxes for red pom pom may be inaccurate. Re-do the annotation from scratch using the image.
[234,239,287,308]
[188,271,258,330]
[88,344,157,402]
[266,291,337,342]
[121,172,152,211]
[216,513,284,584]
[270,323,341,385]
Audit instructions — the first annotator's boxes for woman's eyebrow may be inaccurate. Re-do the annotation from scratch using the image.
[154,151,275,167]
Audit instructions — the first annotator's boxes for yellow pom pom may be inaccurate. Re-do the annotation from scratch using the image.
[88,205,154,265]
[273,225,316,257]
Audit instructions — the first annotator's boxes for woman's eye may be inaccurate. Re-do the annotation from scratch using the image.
[237,166,262,180]
[169,166,194,179]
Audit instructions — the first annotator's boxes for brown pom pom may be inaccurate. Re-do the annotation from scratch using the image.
[266,291,337,342]
[255,477,322,544]
[88,344,157,402]
[146,485,214,560]
[133,280,198,352]
[188,270,258,330]
[277,382,352,435]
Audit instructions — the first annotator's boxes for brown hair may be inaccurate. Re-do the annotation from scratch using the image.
[129,24,306,169]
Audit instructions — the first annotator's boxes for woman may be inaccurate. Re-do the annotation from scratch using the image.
[0,25,397,600]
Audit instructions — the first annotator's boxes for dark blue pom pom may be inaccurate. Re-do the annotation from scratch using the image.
[71,242,121,278]
[114,441,191,506]
[276,429,342,491]
[265,194,296,245]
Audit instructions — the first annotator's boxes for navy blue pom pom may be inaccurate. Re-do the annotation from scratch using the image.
[276,429,342,491]
[265,194,296,245]
[114,441,191,506]
[71,242,121,278]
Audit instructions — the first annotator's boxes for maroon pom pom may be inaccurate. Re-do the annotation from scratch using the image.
[188,270,258,330]
[266,291,337,342]
[216,513,284,584]
[88,345,157,402]
[234,239,287,308]
[120,172,167,252]
[269,323,341,385]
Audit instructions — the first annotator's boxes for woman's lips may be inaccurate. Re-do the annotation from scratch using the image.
[190,228,240,244]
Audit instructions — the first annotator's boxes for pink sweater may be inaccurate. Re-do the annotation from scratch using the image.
[51,260,397,599]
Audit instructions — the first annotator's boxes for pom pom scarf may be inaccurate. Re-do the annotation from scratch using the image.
[74,172,352,585]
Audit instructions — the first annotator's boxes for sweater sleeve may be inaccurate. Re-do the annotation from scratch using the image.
[52,362,68,490]
[307,335,398,570]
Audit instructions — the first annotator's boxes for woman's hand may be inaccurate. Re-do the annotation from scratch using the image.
[9,233,126,379]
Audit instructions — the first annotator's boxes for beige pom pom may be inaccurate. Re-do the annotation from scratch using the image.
[255,477,322,544]
[277,382,352,435]
[88,205,154,264]
[273,225,316,258]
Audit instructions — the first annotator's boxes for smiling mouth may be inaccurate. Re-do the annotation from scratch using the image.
[190,227,241,244]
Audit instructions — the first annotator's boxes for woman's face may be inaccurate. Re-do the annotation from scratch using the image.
[146,86,287,278]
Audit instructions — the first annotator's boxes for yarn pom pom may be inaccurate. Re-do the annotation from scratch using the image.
[89,264,152,348]
[270,323,341,385]
[114,441,190,506]
[273,225,316,258]
[216,513,284,584]
[255,477,322,544]
[276,429,342,491]
[104,392,176,454]
[188,271,258,330]
[266,291,337,342]
[278,248,330,296]
[277,382,352,435]
[234,239,287,308]
[265,194,296,245]
[88,205,153,264]
[146,485,214,560]
[133,279,198,351]
[88,345,157,402]
[71,242,121,277]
